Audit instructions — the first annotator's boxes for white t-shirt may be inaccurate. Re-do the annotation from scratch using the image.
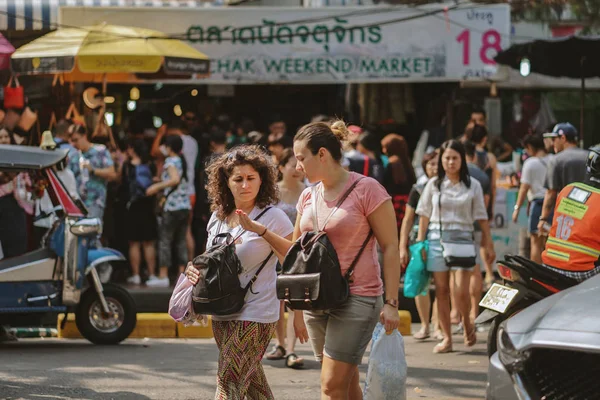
[208,206,294,324]
[181,134,198,196]
[416,177,488,233]
[521,155,550,201]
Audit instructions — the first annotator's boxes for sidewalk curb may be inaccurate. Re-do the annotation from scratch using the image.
[58,310,412,339]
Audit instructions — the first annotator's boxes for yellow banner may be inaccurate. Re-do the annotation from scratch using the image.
[78,55,162,73]
[557,198,588,220]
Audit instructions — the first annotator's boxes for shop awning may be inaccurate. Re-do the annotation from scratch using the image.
[0,0,211,31]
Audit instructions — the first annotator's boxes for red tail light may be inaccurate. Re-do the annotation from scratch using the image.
[498,264,519,282]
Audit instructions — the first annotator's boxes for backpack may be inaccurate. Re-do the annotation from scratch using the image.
[126,163,153,208]
[276,178,373,310]
[191,208,273,316]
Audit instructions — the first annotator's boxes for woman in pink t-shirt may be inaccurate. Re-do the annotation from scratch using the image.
[236,120,401,399]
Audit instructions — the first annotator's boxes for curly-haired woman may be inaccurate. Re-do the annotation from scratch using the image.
[207,120,401,399]
[185,145,294,399]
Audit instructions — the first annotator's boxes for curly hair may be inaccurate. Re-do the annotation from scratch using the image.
[206,144,280,220]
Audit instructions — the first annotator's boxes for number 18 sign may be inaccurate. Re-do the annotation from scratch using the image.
[447,5,511,80]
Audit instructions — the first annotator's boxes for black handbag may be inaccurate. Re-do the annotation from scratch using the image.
[276,178,373,310]
[191,207,273,316]
[438,189,477,268]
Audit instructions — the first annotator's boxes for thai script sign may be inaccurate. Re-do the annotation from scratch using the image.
[61,5,510,83]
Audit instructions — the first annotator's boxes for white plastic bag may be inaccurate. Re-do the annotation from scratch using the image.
[168,273,208,326]
[363,322,407,400]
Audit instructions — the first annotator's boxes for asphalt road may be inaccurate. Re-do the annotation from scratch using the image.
[0,325,488,400]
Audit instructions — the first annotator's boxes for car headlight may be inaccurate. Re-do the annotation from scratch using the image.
[498,327,530,373]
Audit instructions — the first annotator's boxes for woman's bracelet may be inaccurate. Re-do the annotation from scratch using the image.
[259,227,268,237]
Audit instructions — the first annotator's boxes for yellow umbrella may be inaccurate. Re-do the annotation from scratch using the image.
[11,23,210,82]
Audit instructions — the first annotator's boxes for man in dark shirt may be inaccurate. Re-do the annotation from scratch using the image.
[538,123,589,234]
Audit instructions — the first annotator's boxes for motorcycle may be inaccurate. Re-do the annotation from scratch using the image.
[476,254,578,357]
[0,144,136,344]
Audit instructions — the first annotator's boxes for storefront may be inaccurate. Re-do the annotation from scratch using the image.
[57,4,511,136]
[60,4,511,84]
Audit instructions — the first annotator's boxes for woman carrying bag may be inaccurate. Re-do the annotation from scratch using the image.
[399,150,440,341]
[185,145,294,399]
[415,140,494,354]
[210,120,401,399]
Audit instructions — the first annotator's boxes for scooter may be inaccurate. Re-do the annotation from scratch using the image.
[476,254,578,357]
[0,145,136,344]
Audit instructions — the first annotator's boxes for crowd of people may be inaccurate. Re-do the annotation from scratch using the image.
[1,99,597,397]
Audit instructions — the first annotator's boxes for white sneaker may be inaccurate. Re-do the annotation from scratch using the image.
[146,276,170,287]
[126,275,141,285]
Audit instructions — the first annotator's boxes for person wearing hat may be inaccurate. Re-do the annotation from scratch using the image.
[537,123,589,235]
[539,145,600,282]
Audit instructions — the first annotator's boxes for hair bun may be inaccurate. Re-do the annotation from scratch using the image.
[330,120,349,143]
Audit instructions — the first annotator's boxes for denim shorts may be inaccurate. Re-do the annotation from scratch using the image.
[304,295,383,365]
[426,230,476,273]
[529,199,552,234]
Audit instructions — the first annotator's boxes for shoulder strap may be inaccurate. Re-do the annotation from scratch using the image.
[244,251,274,295]
[314,177,365,232]
[311,185,319,233]
[344,230,373,280]
[438,187,443,237]
[163,185,178,203]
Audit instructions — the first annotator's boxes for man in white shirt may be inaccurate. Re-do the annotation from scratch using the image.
[512,134,550,263]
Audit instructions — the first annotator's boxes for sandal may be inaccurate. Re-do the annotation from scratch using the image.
[464,326,477,347]
[265,345,286,360]
[433,341,453,354]
[285,353,304,369]
[432,330,445,341]
[413,327,430,341]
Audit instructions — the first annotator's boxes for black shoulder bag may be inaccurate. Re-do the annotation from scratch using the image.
[276,178,373,310]
[191,207,273,316]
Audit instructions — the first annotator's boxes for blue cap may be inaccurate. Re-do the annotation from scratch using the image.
[543,123,578,140]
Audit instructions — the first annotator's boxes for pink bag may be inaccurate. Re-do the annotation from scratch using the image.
[168,274,195,323]
[169,274,208,326]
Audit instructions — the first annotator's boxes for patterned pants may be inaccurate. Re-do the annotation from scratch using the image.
[212,320,276,400]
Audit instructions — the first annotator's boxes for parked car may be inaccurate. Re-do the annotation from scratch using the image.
[487,273,600,400]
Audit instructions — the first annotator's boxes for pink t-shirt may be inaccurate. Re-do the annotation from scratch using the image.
[296,172,391,297]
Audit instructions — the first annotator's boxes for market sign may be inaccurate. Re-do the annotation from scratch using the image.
[60,4,510,84]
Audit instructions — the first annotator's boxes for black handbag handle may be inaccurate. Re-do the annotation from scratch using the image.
[244,251,274,295]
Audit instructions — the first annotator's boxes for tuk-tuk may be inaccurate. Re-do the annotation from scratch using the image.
[0,144,136,344]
